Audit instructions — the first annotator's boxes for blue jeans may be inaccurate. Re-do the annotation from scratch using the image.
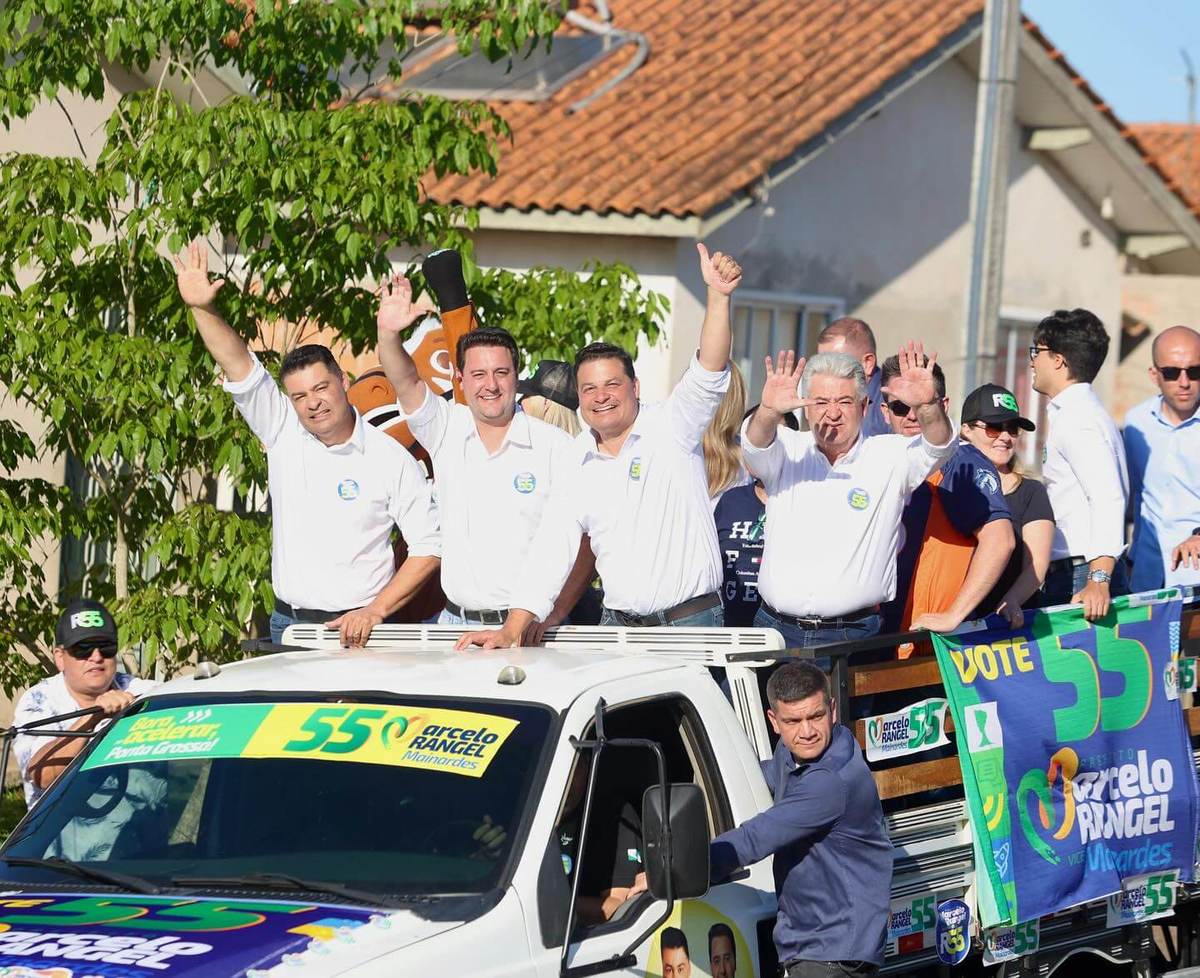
[270,610,299,644]
[753,606,881,672]
[599,605,725,628]
[1039,559,1129,608]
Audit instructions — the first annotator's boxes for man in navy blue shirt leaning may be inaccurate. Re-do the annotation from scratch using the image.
[710,661,892,978]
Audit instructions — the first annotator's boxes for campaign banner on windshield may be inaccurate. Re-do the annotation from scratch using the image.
[0,893,383,976]
[930,591,1199,928]
[81,702,519,779]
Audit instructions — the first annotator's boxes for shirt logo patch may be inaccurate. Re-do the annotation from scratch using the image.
[629,457,643,481]
[992,392,1019,412]
[847,487,870,510]
[974,469,1000,495]
[337,478,360,500]
[513,472,536,494]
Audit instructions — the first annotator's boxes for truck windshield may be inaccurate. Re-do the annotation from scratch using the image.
[1,695,552,900]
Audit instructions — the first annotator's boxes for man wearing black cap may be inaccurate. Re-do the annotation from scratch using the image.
[12,600,156,805]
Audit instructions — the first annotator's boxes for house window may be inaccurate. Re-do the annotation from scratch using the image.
[731,292,844,399]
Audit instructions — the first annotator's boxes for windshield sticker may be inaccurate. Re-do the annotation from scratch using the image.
[82,703,520,779]
[0,894,381,977]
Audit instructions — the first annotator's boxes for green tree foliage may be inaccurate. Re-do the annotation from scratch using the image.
[0,0,667,689]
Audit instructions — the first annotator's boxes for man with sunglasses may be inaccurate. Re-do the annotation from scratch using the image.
[12,600,156,806]
[879,361,1014,638]
[1123,325,1200,590]
[1030,308,1129,619]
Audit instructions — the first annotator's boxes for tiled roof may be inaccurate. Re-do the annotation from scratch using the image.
[1126,123,1200,215]
[418,0,984,218]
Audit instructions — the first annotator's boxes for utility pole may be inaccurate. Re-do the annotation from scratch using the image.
[962,0,1021,395]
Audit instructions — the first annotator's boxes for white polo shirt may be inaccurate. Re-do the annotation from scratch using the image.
[225,355,441,612]
[512,355,730,620]
[743,425,956,617]
[1042,382,1129,562]
[402,387,570,610]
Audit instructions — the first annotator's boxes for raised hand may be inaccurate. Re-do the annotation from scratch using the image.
[173,240,225,310]
[377,273,436,335]
[760,350,809,416]
[697,242,742,296]
[881,340,939,408]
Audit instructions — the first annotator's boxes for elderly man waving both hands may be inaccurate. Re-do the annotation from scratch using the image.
[743,341,956,650]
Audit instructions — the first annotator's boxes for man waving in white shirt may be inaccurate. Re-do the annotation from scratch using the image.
[1030,308,1129,619]
[375,276,587,627]
[174,242,441,646]
[457,243,742,648]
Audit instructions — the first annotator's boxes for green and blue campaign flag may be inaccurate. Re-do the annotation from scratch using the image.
[930,591,1199,927]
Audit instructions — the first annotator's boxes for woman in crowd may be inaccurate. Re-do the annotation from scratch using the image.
[702,361,748,502]
[959,384,1054,628]
[518,359,582,437]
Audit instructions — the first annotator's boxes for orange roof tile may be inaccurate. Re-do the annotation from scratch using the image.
[401,2,1197,224]
[1127,123,1200,215]
[418,0,984,219]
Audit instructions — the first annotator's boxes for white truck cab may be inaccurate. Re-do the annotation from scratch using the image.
[0,626,788,977]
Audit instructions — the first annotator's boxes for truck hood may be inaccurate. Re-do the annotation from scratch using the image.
[0,891,467,976]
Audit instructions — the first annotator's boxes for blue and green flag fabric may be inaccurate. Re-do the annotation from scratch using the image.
[930,591,1200,927]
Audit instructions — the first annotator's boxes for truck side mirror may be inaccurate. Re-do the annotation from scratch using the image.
[641,784,710,901]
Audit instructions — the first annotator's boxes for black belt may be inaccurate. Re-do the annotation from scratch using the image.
[444,601,508,626]
[605,591,721,627]
[762,602,879,629]
[274,599,356,623]
[1048,555,1087,574]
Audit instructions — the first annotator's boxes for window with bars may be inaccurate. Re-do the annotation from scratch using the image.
[731,291,845,401]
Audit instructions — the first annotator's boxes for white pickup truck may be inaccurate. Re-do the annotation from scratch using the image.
[0,618,1195,978]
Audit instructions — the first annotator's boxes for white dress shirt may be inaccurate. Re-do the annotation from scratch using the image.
[226,355,441,611]
[403,388,570,610]
[13,672,157,805]
[512,355,730,620]
[742,425,956,617]
[1042,382,1129,562]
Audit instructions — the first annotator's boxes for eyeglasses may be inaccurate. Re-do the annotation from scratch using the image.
[886,400,912,417]
[1028,345,1052,362]
[969,420,1022,437]
[1155,364,1200,382]
[65,643,118,660]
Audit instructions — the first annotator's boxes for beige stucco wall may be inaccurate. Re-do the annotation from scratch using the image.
[701,53,1124,416]
[1117,273,1200,423]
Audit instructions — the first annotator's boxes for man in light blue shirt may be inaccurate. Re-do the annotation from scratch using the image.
[1123,325,1200,590]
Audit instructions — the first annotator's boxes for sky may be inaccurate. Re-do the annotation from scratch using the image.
[1022,0,1200,124]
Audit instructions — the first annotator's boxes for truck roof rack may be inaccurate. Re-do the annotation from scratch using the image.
[278,623,786,665]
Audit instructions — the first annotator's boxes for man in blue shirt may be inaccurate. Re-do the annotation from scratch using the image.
[710,661,892,977]
[1124,325,1200,591]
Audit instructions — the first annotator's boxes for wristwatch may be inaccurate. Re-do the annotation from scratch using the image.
[1088,569,1112,585]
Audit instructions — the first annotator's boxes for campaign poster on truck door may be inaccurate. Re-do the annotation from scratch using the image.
[930,591,1200,928]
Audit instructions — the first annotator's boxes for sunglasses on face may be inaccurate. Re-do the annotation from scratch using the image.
[1156,364,1200,382]
[886,400,915,417]
[969,420,1021,437]
[65,643,118,660]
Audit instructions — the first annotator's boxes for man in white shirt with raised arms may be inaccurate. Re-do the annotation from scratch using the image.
[457,243,743,648]
[174,242,441,645]
[375,276,586,627]
[742,342,955,650]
